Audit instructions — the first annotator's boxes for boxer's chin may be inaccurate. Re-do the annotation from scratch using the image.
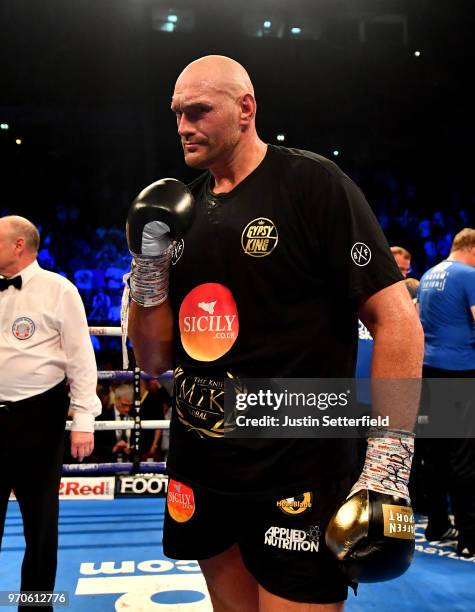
[184,151,211,170]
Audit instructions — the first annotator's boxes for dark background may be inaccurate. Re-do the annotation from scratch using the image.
[0,0,473,296]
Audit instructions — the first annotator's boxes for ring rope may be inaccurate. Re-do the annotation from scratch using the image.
[62,461,166,475]
[97,370,173,380]
[66,420,169,431]
[89,326,123,336]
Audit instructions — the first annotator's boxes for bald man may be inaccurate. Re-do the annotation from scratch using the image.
[0,216,100,606]
[129,56,423,611]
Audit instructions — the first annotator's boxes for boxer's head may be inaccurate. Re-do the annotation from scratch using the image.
[171,55,258,170]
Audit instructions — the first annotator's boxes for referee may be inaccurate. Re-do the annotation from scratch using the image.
[0,216,101,608]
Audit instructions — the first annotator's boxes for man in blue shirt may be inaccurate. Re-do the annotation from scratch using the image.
[418,227,475,557]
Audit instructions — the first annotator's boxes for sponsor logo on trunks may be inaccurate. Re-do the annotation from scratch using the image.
[241,217,278,257]
[276,492,313,516]
[167,479,195,523]
[264,525,320,552]
[351,242,372,267]
[12,316,35,340]
[172,239,185,265]
[179,283,239,361]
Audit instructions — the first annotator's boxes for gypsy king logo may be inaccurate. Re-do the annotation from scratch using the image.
[241,217,278,257]
[12,317,36,340]
[179,283,239,361]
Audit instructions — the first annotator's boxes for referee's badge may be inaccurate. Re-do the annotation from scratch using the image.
[12,317,36,340]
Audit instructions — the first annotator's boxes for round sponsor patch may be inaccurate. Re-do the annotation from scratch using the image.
[12,317,36,340]
[179,283,239,362]
[241,217,278,257]
[167,479,195,523]
[351,242,372,267]
[277,492,313,516]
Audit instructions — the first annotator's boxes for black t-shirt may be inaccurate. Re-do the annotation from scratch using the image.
[140,386,171,451]
[167,145,402,497]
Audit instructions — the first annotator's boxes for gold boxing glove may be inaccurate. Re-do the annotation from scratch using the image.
[326,428,415,583]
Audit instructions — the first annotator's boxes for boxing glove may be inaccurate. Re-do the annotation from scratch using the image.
[127,178,195,257]
[126,178,194,306]
[325,428,415,583]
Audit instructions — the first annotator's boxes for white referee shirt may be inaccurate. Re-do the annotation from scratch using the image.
[0,260,101,431]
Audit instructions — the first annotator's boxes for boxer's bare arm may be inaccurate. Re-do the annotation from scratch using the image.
[359,280,424,431]
[128,299,174,376]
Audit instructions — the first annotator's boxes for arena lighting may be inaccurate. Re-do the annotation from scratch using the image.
[277,134,285,142]
[0,123,9,130]
[263,20,271,29]
[290,26,301,35]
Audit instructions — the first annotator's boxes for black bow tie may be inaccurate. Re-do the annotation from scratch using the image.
[0,276,22,291]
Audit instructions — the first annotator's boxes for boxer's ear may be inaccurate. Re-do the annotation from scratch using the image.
[238,93,256,129]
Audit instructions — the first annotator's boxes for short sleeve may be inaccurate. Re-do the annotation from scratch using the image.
[305,166,403,299]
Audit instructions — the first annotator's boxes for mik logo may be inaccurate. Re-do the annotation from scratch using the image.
[175,369,224,417]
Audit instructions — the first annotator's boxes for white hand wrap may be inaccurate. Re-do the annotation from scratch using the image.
[349,427,415,501]
[120,243,174,370]
[128,245,174,308]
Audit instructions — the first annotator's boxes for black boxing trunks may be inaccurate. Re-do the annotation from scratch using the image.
[163,475,355,603]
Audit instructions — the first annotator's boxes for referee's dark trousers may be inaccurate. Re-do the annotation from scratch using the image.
[0,381,69,607]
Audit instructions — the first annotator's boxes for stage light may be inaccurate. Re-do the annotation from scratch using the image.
[290,27,301,35]
[277,134,285,142]
[168,14,178,23]
[15,138,22,145]
[0,123,9,130]
[263,21,271,29]
[332,150,339,157]
[414,50,421,57]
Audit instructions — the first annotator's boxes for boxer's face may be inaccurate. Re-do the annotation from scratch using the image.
[171,81,241,170]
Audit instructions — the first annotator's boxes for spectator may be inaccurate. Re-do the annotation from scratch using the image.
[418,227,475,557]
[390,245,412,278]
[94,383,135,463]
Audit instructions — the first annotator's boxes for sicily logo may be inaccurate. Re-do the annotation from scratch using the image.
[179,283,239,362]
